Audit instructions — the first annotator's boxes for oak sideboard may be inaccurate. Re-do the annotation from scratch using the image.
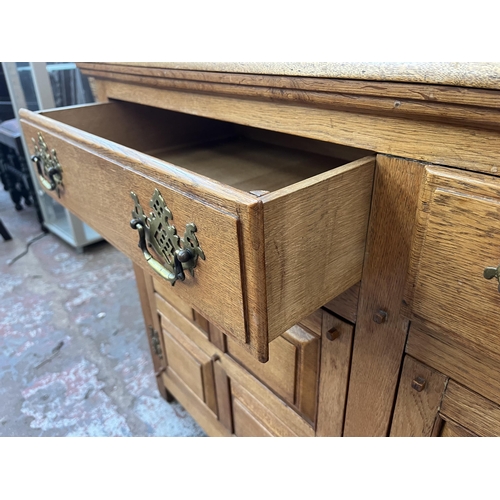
[20,62,500,436]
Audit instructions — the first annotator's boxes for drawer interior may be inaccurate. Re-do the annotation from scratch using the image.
[43,100,372,194]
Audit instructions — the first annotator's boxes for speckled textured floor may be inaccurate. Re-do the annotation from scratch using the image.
[0,188,205,436]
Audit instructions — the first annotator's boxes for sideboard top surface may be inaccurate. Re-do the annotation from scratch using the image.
[92,62,500,90]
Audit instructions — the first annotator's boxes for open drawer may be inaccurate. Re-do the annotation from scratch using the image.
[20,100,374,361]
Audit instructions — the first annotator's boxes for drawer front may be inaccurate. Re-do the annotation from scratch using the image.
[405,166,500,361]
[20,101,375,361]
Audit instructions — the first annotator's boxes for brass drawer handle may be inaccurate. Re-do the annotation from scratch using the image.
[31,133,63,197]
[130,189,205,286]
[484,265,500,292]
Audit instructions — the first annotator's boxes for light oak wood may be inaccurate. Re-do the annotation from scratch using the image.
[217,357,315,437]
[88,77,108,103]
[154,294,314,435]
[207,323,226,352]
[20,106,249,346]
[344,156,425,436]
[162,329,205,403]
[404,166,500,362]
[440,381,500,437]
[231,381,297,437]
[297,309,323,336]
[227,335,297,405]
[324,282,360,323]
[316,312,354,436]
[213,360,233,433]
[84,62,500,90]
[157,293,220,358]
[96,80,500,174]
[161,370,231,437]
[154,137,344,193]
[406,322,500,407]
[133,264,167,399]
[79,63,500,128]
[20,102,374,361]
[283,325,320,422]
[23,63,500,437]
[232,398,273,437]
[390,356,448,437]
[192,311,210,337]
[440,419,477,437]
[161,316,217,413]
[228,322,320,422]
[263,156,374,339]
[153,276,194,321]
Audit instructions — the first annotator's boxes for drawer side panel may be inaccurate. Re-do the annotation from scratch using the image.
[263,156,375,340]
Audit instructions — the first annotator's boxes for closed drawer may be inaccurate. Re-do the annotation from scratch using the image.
[20,101,375,361]
[404,166,500,364]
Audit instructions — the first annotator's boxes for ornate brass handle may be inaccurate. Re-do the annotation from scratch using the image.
[31,133,63,196]
[131,219,194,284]
[484,265,500,292]
[130,189,205,286]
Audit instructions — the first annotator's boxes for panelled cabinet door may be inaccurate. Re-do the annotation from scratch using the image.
[404,166,500,364]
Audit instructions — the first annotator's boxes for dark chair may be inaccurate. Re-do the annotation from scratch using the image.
[0,118,44,228]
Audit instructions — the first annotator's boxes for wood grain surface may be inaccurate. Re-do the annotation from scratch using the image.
[404,166,500,362]
[213,360,233,433]
[324,282,360,323]
[85,62,500,90]
[316,312,354,437]
[283,325,320,423]
[133,264,167,399]
[439,419,477,437]
[218,356,315,437]
[440,381,500,436]
[161,369,231,437]
[406,322,500,407]
[227,334,297,405]
[80,63,499,108]
[232,397,273,437]
[20,101,377,361]
[263,156,375,341]
[85,76,500,175]
[390,356,448,437]
[343,155,425,436]
[153,276,194,321]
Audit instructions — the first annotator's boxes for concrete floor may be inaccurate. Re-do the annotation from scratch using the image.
[0,187,205,436]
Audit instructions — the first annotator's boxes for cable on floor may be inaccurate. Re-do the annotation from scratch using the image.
[6,232,48,266]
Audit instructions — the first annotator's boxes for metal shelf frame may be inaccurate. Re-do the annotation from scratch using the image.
[1,62,101,251]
